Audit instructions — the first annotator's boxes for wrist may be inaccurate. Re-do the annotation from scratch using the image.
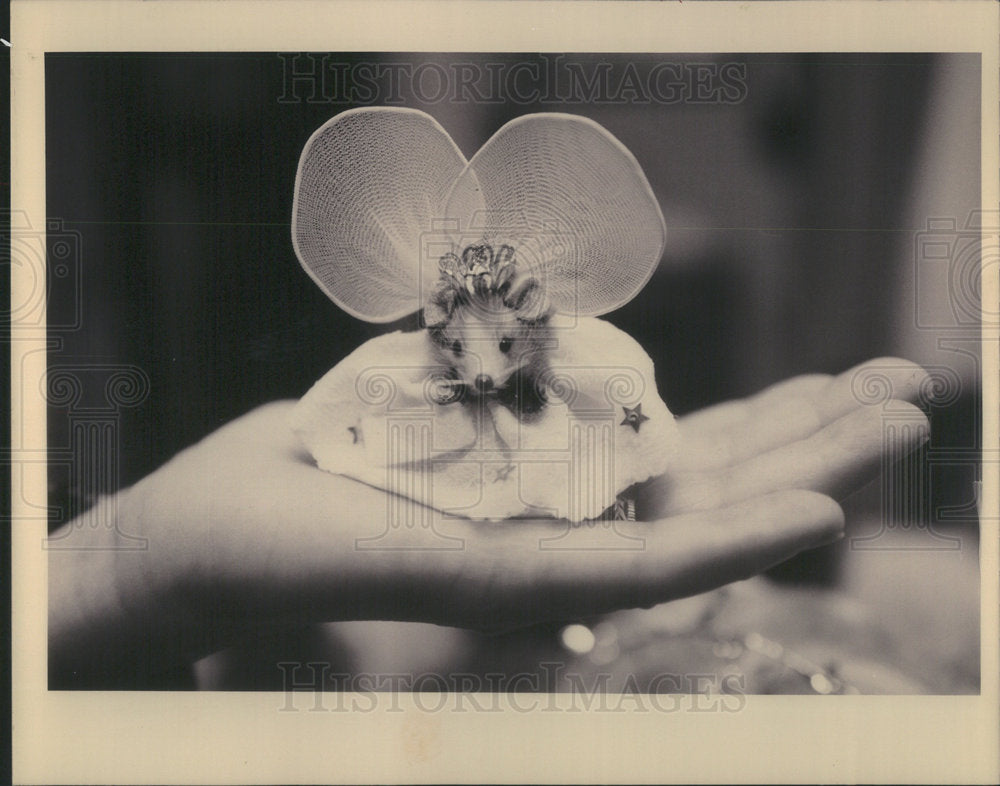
[47,490,202,688]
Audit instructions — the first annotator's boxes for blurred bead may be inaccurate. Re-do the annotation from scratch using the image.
[589,641,620,666]
[810,673,837,694]
[559,624,596,655]
[713,640,743,660]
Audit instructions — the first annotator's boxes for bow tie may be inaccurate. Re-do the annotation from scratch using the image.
[429,372,548,420]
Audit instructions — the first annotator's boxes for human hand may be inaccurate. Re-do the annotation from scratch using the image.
[48,357,930,686]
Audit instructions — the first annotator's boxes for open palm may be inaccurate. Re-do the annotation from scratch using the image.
[49,357,930,686]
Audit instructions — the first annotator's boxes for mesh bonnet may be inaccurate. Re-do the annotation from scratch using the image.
[292,108,666,322]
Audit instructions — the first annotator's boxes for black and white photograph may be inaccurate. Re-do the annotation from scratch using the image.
[10,1,999,783]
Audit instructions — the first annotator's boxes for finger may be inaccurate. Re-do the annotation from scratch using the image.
[660,401,929,515]
[813,356,930,419]
[634,489,845,602]
[674,358,930,471]
[676,373,832,435]
[674,376,833,471]
[455,489,845,629]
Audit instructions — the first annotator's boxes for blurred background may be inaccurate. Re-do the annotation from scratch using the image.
[45,52,983,693]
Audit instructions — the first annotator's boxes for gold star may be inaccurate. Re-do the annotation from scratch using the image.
[620,403,650,433]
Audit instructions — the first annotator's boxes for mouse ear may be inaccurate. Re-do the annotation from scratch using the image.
[445,113,666,317]
[292,108,472,323]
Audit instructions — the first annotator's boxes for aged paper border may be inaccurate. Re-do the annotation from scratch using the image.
[11,1,999,783]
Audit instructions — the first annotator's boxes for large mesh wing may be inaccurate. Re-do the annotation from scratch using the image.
[445,113,666,317]
[292,108,472,322]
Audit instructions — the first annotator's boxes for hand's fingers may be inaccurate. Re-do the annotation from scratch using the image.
[674,357,930,471]
[628,489,845,605]
[812,356,930,419]
[432,489,845,630]
[674,376,833,471]
[653,401,929,516]
[676,373,832,435]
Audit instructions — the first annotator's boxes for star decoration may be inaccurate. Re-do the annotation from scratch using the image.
[620,403,650,433]
[493,462,516,483]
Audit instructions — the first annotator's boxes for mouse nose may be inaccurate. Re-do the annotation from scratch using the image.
[474,374,494,393]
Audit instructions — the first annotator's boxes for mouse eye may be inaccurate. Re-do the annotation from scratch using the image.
[451,340,463,355]
[499,337,513,354]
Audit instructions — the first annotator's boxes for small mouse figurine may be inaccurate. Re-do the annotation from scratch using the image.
[290,108,678,522]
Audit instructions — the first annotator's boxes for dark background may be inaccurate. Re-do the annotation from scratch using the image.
[44,52,982,574]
